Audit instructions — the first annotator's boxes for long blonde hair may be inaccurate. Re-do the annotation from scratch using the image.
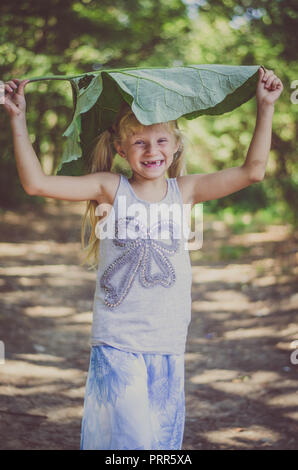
[80,102,188,270]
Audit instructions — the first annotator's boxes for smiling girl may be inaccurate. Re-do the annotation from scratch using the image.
[2,66,283,450]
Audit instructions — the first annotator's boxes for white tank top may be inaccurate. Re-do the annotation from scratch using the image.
[90,173,192,354]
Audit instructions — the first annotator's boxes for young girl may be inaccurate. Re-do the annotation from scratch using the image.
[3,66,283,450]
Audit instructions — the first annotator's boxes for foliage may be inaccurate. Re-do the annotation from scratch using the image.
[182,0,298,223]
[27,64,261,173]
[0,0,296,223]
[0,0,192,206]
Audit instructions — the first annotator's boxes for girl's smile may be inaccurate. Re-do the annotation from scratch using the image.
[141,159,165,168]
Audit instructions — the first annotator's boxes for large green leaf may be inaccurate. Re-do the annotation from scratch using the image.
[27,64,263,175]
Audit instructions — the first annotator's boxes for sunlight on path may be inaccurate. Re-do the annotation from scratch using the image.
[0,202,297,449]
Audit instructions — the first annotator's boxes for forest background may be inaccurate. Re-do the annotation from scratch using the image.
[0,0,297,228]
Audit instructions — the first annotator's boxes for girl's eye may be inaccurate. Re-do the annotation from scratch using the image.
[134,139,168,145]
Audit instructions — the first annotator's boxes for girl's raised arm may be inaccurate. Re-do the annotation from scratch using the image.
[3,79,109,203]
[183,67,283,206]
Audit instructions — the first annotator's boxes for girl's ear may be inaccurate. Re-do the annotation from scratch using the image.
[114,141,126,158]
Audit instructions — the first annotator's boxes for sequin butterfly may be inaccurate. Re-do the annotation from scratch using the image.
[100,216,180,309]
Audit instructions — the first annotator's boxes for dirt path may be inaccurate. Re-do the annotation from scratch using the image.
[0,200,297,450]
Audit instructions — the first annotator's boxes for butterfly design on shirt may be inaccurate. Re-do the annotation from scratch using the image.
[100,216,180,309]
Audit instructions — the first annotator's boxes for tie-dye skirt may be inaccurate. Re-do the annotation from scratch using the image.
[80,344,185,450]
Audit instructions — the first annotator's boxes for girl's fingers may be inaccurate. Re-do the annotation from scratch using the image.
[265,76,275,88]
[275,79,283,91]
[7,80,18,90]
[271,78,279,90]
[5,83,17,94]
[5,84,14,93]
[262,69,274,82]
[4,79,23,94]
[257,68,283,98]
[258,68,265,82]
[5,82,17,92]
[2,78,26,116]
[263,72,278,89]
[16,80,29,95]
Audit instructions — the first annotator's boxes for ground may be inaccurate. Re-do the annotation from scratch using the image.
[0,199,297,450]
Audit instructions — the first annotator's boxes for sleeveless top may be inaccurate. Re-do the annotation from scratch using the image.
[90,173,193,355]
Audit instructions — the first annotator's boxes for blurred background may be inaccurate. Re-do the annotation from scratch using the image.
[0,0,297,450]
[0,0,297,223]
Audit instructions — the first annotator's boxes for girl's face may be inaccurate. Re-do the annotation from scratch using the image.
[115,124,180,178]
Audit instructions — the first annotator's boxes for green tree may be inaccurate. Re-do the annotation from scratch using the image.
[0,0,192,207]
[180,0,298,223]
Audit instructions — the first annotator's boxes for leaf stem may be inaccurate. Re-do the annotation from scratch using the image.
[20,65,204,83]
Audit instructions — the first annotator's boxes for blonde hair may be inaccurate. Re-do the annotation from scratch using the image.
[80,102,188,270]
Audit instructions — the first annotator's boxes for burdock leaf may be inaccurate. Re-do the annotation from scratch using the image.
[25,64,263,175]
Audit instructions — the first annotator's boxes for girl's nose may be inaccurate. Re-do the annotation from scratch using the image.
[145,143,159,156]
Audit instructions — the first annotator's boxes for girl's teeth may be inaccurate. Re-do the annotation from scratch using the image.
[143,160,163,166]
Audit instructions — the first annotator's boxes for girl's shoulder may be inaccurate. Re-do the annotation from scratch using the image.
[97,172,121,206]
[176,175,195,206]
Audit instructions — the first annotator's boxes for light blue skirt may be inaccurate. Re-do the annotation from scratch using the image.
[80,344,185,450]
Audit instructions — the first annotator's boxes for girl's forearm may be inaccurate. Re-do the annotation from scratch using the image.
[10,116,45,194]
[242,103,275,181]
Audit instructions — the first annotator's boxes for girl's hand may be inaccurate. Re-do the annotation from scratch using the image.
[256,67,283,107]
[2,79,30,120]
